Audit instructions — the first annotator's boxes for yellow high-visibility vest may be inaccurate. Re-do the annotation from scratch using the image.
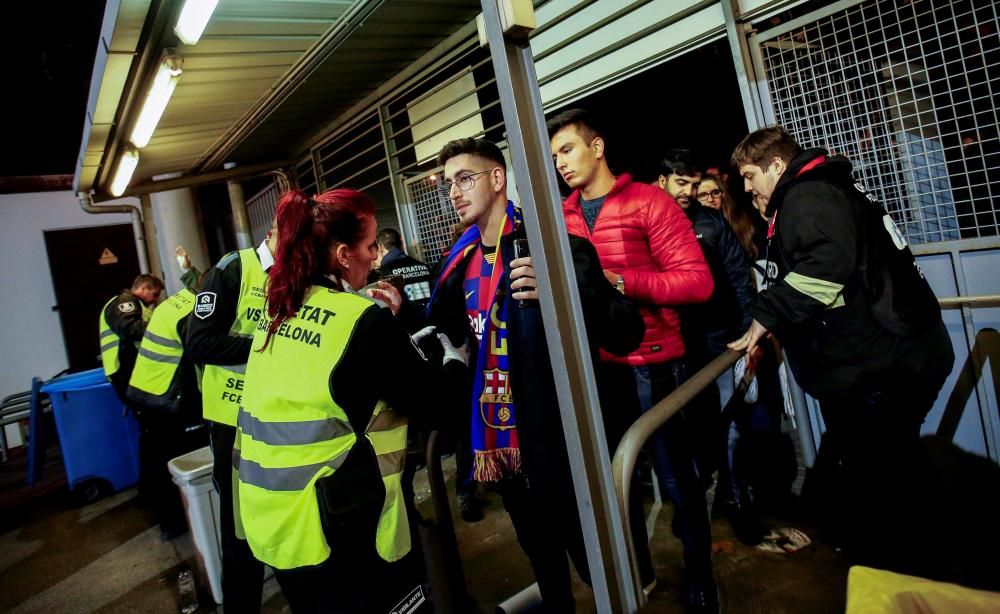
[127,289,195,407]
[201,248,267,425]
[237,287,410,570]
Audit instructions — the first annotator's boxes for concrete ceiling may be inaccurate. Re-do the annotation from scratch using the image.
[76,0,480,196]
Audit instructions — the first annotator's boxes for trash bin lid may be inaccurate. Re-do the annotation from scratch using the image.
[41,368,109,393]
[168,446,215,481]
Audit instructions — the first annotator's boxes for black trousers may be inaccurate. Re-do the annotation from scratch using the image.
[210,422,266,612]
[140,411,207,533]
[812,359,951,576]
[274,548,427,614]
[499,475,588,613]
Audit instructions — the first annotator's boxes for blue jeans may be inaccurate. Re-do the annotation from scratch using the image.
[633,361,714,581]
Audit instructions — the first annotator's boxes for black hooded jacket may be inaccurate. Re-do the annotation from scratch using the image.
[753,149,951,395]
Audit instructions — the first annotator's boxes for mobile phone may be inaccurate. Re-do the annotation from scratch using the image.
[512,238,535,307]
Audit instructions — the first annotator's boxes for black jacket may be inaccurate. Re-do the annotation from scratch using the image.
[103,290,149,386]
[681,203,755,358]
[755,149,951,395]
[185,249,259,366]
[378,248,433,334]
[426,229,644,494]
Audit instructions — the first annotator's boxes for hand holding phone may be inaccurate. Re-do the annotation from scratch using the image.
[511,238,537,307]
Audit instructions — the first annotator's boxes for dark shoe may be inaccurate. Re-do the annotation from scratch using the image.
[458,492,484,523]
[724,498,765,546]
[682,578,719,613]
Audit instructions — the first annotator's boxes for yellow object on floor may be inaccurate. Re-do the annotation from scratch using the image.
[846,565,1000,613]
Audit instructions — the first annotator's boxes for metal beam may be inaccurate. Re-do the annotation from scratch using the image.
[479,1,637,611]
[723,0,767,131]
[92,160,291,201]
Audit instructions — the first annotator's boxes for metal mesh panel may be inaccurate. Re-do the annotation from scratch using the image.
[757,0,1000,244]
[246,182,280,245]
[404,171,459,266]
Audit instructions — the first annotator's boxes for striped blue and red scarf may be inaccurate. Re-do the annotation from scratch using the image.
[431,201,522,481]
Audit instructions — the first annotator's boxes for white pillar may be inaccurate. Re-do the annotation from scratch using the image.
[224,162,253,249]
[150,172,210,295]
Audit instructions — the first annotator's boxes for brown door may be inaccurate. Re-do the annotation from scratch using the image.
[44,224,140,372]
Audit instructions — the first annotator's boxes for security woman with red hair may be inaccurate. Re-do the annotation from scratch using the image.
[236,188,465,612]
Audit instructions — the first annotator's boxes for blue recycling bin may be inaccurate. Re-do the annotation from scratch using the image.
[40,368,141,497]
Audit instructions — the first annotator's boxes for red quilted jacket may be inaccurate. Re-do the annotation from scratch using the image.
[563,174,713,366]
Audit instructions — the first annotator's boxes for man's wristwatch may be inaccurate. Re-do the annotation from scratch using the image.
[614,274,625,294]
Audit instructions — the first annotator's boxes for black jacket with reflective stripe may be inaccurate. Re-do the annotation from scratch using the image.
[753,150,949,395]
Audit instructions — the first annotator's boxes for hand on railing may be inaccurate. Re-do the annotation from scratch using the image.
[728,319,770,357]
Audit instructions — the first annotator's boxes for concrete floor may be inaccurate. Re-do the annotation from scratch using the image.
[0,443,849,613]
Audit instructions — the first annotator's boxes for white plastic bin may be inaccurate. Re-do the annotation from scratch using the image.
[168,446,223,605]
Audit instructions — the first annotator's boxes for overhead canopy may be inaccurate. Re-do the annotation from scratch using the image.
[75,0,480,195]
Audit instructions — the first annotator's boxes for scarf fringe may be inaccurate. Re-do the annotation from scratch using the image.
[473,448,521,482]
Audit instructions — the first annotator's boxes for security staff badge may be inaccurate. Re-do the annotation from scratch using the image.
[480,369,514,431]
[194,291,217,320]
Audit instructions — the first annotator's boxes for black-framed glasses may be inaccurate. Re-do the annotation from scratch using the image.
[696,188,722,201]
[442,168,496,192]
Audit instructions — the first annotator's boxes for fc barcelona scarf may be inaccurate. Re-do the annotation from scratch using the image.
[431,201,522,482]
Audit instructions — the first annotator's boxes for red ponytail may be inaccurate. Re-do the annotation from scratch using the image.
[260,188,375,350]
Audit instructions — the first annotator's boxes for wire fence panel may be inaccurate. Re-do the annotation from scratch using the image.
[756,0,1000,244]
[404,171,460,266]
[246,182,280,245]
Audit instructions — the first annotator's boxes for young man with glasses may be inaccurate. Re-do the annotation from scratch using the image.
[548,109,719,613]
[426,137,644,612]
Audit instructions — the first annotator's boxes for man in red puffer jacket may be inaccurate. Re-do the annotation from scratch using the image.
[548,108,719,613]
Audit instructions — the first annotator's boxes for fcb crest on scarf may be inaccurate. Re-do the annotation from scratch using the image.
[480,368,514,430]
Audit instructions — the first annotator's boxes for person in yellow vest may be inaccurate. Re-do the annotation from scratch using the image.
[185,222,276,611]
[126,286,208,540]
[238,188,466,613]
[99,274,164,402]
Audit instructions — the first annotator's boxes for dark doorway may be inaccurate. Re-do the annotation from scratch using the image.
[44,224,140,372]
[548,38,751,191]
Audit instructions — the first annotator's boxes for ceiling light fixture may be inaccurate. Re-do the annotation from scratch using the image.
[174,0,220,45]
[130,52,183,148]
[111,147,140,197]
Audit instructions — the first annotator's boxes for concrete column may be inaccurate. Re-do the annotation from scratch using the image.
[150,172,210,295]
[139,194,163,281]
[225,162,253,249]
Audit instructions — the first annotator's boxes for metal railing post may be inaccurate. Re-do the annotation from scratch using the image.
[479,0,637,610]
[612,350,741,605]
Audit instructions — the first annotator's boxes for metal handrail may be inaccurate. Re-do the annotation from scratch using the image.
[938,295,1000,308]
[607,292,1000,604]
[610,349,742,604]
[419,430,468,614]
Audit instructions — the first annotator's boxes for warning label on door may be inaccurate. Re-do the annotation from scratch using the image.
[99,248,118,265]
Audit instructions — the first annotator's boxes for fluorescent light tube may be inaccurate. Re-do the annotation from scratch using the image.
[174,0,220,45]
[130,55,183,148]
[111,148,140,197]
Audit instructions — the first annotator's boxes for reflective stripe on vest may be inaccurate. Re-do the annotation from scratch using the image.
[99,294,151,379]
[237,287,411,570]
[128,289,195,398]
[201,248,268,425]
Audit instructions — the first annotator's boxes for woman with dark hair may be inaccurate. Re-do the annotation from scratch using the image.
[236,188,465,612]
[698,172,758,262]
